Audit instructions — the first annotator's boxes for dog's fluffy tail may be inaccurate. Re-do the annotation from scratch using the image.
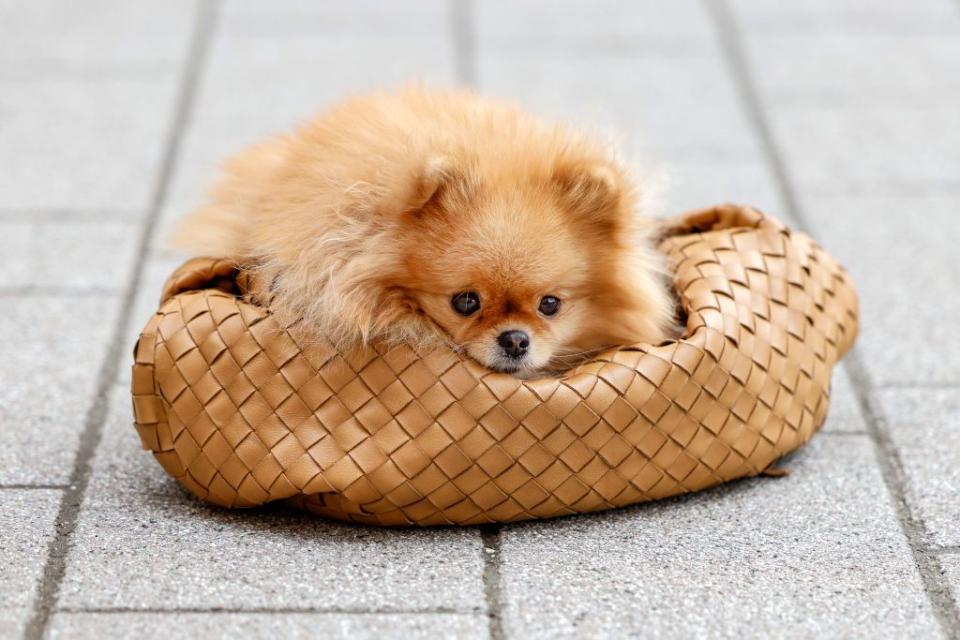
[170,204,248,258]
[170,135,293,258]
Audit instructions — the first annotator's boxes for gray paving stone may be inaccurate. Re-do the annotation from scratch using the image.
[822,365,867,434]
[48,612,488,640]
[496,435,940,639]
[0,78,179,210]
[0,488,62,638]
[0,0,194,77]
[0,220,139,292]
[49,612,487,640]
[743,33,960,103]
[476,0,713,46]
[195,34,456,124]
[220,0,451,38]
[0,296,119,484]
[0,209,141,222]
[657,158,786,219]
[57,385,487,612]
[800,195,960,385]
[767,105,960,195]
[730,0,960,36]
[477,52,759,162]
[871,388,960,548]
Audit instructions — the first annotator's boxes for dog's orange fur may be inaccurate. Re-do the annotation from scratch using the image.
[175,87,675,375]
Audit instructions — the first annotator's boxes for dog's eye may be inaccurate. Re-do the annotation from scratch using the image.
[451,291,481,316]
[538,295,561,316]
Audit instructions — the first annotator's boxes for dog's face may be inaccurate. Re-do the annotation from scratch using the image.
[390,157,659,375]
[400,202,592,375]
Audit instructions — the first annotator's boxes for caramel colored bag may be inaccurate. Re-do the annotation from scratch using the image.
[132,205,858,525]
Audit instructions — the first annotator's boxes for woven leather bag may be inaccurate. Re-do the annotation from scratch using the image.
[131,205,858,526]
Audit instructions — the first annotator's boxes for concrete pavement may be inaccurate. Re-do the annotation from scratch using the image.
[2,1,959,638]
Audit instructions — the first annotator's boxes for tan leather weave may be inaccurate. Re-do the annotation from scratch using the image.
[131,205,858,526]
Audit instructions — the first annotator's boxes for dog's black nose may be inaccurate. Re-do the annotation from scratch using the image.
[497,330,530,359]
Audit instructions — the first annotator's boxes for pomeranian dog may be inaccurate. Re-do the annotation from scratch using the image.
[175,86,675,376]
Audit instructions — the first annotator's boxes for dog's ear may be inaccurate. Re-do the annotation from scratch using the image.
[398,156,467,216]
[552,159,626,229]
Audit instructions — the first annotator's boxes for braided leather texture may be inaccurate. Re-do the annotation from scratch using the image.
[131,205,859,525]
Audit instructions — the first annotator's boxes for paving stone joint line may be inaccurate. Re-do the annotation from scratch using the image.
[0,209,143,221]
[875,381,960,390]
[21,2,222,639]
[0,287,122,298]
[480,525,505,640]
[846,354,960,635]
[0,484,70,491]
[52,606,477,616]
